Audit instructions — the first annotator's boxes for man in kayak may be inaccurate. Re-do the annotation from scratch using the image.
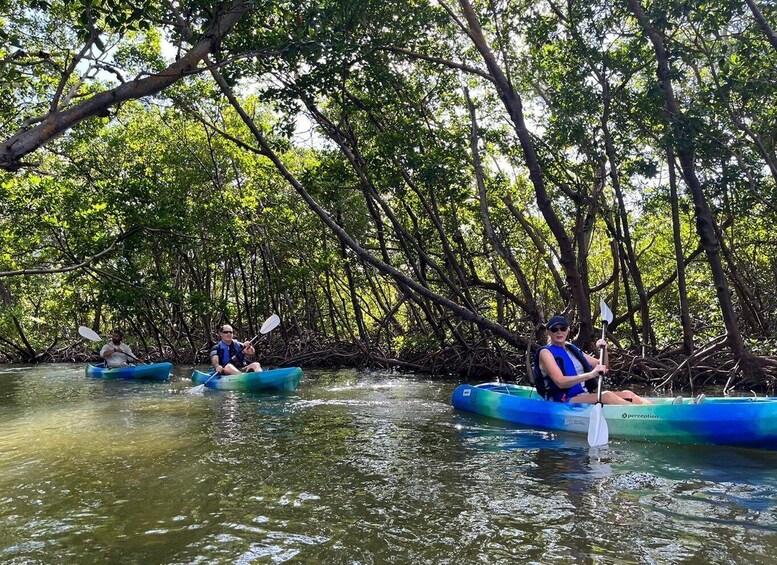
[535,315,651,405]
[210,324,263,375]
[100,329,138,368]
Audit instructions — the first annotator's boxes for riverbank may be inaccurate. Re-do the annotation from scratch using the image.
[2,335,775,394]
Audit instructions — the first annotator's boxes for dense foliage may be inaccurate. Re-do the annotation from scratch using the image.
[1,0,776,390]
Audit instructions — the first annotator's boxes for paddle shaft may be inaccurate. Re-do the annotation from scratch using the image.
[105,344,141,363]
[588,299,613,447]
[233,320,279,353]
[595,321,609,403]
[201,371,220,387]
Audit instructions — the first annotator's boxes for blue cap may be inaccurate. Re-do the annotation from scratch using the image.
[545,315,569,329]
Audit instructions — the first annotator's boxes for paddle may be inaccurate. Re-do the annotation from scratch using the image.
[78,326,142,363]
[187,314,281,394]
[587,299,613,447]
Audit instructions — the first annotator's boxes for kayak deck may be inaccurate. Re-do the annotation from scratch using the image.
[452,382,777,450]
[85,362,172,381]
[191,366,303,392]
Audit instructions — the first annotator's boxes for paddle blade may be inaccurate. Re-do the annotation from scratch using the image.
[599,299,613,325]
[260,314,280,334]
[187,384,206,395]
[587,403,609,447]
[78,326,102,341]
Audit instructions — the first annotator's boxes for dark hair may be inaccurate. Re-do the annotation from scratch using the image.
[111,329,124,338]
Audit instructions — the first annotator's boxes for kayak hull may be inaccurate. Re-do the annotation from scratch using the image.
[86,362,172,381]
[451,383,777,450]
[191,367,303,392]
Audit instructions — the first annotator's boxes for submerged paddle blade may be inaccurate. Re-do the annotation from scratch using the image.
[599,299,613,325]
[587,403,609,447]
[187,370,219,395]
[260,314,281,334]
[78,326,102,342]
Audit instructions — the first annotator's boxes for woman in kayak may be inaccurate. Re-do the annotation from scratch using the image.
[210,324,263,375]
[535,315,651,405]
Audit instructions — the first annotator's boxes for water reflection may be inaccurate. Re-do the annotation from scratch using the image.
[1,365,777,563]
[453,410,777,562]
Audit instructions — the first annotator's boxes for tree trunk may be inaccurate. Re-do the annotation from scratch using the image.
[745,0,777,52]
[602,98,654,350]
[210,67,529,349]
[0,0,254,171]
[667,150,694,355]
[457,0,595,343]
[465,87,541,326]
[626,0,748,363]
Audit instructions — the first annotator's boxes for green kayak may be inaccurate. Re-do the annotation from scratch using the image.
[190,367,303,392]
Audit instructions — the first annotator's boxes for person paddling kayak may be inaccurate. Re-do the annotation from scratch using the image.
[100,329,137,368]
[535,315,651,405]
[210,324,262,375]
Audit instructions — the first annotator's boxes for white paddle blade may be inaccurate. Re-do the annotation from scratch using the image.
[260,314,280,334]
[78,326,102,341]
[599,299,613,325]
[587,403,609,447]
[187,384,206,395]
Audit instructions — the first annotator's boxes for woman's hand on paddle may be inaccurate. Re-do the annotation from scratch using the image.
[593,363,608,375]
[213,365,223,374]
[243,344,255,356]
[595,338,609,369]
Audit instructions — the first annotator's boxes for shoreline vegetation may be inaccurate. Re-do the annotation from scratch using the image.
[2,1,777,395]
[4,333,776,395]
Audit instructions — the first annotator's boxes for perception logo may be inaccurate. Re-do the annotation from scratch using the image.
[621,413,659,419]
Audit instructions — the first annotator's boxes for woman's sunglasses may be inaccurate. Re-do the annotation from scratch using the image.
[548,325,568,332]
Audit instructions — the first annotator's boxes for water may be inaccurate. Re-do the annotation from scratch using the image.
[1,364,776,564]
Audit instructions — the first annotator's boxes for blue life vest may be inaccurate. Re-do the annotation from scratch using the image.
[210,340,247,368]
[533,343,597,402]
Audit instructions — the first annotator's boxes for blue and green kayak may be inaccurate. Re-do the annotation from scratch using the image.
[86,362,172,381]
[452,382,777,450]
[191,367,303,392]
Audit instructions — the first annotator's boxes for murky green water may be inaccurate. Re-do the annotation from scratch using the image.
[1,364,776,563]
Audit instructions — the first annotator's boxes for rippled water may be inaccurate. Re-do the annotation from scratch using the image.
[1,364,776,563]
